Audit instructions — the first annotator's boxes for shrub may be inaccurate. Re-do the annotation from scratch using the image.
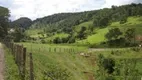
[41,39,46,44]
[43,65,71,80]
[131,47,140,52]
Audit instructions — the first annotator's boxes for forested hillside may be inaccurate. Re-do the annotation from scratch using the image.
[31,3,142,30]
[22,3,142,47]
[10,17,32,29]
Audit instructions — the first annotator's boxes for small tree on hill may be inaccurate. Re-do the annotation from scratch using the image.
[105,28,122,41]
[125,28,135,45]
[77,26,87,40]
[13,27,25,42]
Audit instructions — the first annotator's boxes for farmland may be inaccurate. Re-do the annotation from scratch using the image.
[4,42,142,80]
[1,3,142,80]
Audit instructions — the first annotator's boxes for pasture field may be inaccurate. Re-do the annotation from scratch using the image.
[18,43,142,80]
[4,42,142,80]
[20,42,93,80]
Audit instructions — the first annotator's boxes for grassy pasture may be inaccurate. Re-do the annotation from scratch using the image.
[4,42,142,80]
[20,42,94,80]
[22,43,142,80]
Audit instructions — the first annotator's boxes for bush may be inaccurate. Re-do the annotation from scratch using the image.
[106,76,115,80]
[68,37,75,43]
[43,65,71,80]
[53,37,62,44]
[131,47,140,52]
[41,39,46,44]
[103,58,115,74]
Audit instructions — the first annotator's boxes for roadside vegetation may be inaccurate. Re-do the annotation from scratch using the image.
[4,46,20,80]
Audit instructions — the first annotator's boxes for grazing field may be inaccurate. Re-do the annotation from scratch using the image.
[17,43,142,80]
[20,43,94,80]
[3,42,142,80]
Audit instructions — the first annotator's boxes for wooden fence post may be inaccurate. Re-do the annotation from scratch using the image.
[30,53,34,80]
[22,48,26,80]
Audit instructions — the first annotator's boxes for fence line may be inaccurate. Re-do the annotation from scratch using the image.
[3,41,34,80]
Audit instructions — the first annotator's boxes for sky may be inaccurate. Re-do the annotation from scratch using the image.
[0,0,142,21]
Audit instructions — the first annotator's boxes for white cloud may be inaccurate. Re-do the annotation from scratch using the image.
[0,0,142,20]
[103,0,142,8]
[8,0,105,20]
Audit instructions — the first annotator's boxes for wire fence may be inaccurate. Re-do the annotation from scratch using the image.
[3,41,34,80]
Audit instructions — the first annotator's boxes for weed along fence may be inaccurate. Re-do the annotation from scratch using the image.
[3,42,34,80]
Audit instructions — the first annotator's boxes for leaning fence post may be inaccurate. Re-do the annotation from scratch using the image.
[30,53,34,80]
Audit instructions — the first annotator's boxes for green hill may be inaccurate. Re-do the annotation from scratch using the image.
[22,3,142,46]
[76,16,142,45]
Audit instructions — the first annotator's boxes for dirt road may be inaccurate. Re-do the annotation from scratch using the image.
[0,43,4,80]
[88,48,131,52]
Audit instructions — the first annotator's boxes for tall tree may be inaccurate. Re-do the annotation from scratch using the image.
[0,6,9,39]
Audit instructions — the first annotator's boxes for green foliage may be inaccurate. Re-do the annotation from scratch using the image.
[68,36,75,43]
[95,51,142,80]
[29,3,142,39]
[4,46,21,80]
[77,26,87,40]
[105,28,122,40]
[97,54,115,74]
[24,4,142,46]
[53,37,62,44]
[41,39,46,44]
[21,43,89,80]
[43,65,71,80]
[103,58,115,74]
[13,27,25,42]
[0,6,9,39]
[125,28,135,43]
[120,15,127,24]
[10,17,32,29]
[93,16,110,28]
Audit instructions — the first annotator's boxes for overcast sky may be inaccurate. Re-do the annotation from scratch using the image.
[0,0,142,21]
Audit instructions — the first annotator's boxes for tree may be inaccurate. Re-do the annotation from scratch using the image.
[13,27,25,42]
[103,58,115,74]
[125,28,135,43]
[53,37,61,44]
[120,15,127,24]
[0,6,9,39]
[105,28,122,40]
[77,26,87,40]
[93,17,110,28]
